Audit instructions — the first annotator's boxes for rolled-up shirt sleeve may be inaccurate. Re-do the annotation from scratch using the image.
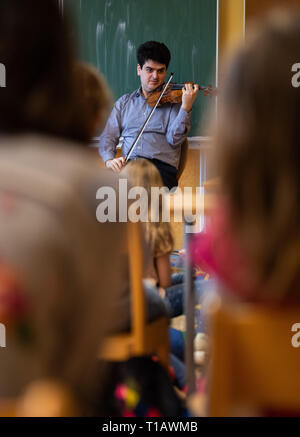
[98,97,124,163]
[166,106,191,147]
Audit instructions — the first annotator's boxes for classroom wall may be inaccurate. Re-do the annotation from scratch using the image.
[172,0,246,249]
[174,0,300,249]
[246,0,300,23]
[218,0,245,58]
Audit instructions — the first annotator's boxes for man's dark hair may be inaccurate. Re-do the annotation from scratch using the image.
[137,41,171,69]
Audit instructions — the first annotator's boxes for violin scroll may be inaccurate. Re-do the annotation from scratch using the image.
[200,84,217,97]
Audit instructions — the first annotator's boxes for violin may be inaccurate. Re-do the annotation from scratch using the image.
[126,73,216,162]
[146,82,217,107]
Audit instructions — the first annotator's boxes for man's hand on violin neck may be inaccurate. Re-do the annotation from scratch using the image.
[105,157,125,173]
[181,83,199,112]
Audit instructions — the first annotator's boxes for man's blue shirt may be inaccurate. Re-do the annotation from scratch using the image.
[98,88,191,169]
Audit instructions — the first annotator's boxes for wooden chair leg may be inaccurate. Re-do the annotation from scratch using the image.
[156,330,169,370]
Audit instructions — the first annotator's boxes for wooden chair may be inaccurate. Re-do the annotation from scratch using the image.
[207,293,300,416]
[114,138,188,181]
[99,221,169,368]
[177,138,189,181]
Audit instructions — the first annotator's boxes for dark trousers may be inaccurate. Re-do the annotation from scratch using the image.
[135,157,178,190]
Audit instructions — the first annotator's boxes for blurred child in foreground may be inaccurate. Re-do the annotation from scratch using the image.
[192,9,300,303]
[0,0,124,415]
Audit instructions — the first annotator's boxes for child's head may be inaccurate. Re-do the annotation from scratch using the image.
[215,9,300,294]
[122,158,164,196]
[121,159,174,256]
[0,0,111,144]
[72,62,112,138]
[0,0,74,139]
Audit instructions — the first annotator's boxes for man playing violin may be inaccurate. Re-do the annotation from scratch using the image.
[99,41,199,189]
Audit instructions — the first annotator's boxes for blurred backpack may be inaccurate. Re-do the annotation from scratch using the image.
[95,356,184,417]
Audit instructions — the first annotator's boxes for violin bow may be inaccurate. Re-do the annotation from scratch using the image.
[125,72,174,162]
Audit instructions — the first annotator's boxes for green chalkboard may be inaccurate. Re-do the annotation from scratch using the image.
[66,0,217,136]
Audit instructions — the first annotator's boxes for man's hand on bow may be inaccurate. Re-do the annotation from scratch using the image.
[105,157,125,173]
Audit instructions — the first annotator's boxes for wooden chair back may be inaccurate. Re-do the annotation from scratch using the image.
[207,294,300,416]
[99,222,169,368]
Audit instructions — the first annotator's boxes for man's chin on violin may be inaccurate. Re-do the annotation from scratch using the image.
[101,41,199,189]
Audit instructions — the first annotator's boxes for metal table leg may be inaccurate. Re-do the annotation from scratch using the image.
[184,219,195,396]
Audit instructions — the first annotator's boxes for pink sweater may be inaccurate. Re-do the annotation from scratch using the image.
[190,203,260,301]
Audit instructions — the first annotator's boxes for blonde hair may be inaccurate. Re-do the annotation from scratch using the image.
[215,9,300,298]
[122,159,174,256]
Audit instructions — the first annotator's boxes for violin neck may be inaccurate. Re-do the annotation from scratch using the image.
[170,83,207,91]
[170,83,186,90]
